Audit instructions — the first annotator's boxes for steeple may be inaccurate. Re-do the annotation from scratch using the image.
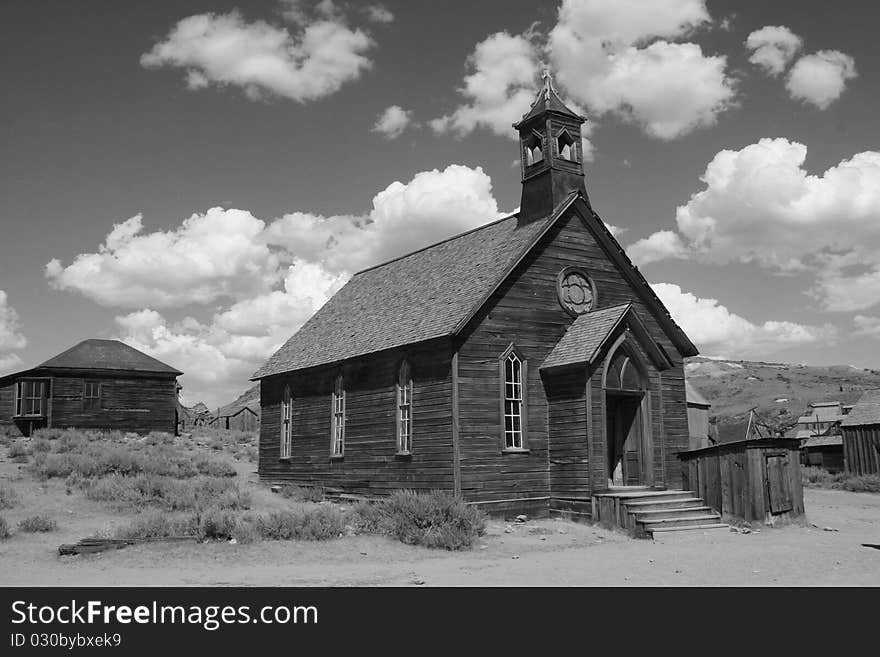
[514,70,590,224]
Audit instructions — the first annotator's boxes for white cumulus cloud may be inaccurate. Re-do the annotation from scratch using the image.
[372,105,414,139]
[548,0,735,140]
[628,230,688,266]
[141,9,374,102]
[653,283,837,358]
[0,290,27,374]
[46,209,282,309]
[635,139,880,311]
[786,50,857,110]
[745,25,802,76]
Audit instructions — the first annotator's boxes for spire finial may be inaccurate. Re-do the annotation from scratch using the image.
[541,68,553,96]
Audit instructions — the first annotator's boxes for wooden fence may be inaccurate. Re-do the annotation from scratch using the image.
[679,438,804,525]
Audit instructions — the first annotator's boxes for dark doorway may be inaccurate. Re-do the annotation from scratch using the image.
[603,343,651,487]
[606,392,644,486]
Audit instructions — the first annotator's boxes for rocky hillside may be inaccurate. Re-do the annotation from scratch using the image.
[218,384,260,417]
[685,357,880,442]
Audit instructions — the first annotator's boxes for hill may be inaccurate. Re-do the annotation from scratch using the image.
[218,384,260,417]
[685,357,880,442]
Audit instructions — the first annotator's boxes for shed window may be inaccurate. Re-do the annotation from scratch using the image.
[280,385,292,459]
[397,361,413,454]
[83,381,101,411]
[501,349,527,450]
[15,380,46,417]
[331,375,345,457]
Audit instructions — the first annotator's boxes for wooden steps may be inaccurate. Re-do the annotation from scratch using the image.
[592,488,728,538]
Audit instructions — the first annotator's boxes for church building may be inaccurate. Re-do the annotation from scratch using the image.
[252,76,699,515]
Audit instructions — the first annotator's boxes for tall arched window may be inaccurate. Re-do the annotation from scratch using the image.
[396,360,413,454]
[280,385,292,459]
[500,346,527,450]
[330,374,345,457]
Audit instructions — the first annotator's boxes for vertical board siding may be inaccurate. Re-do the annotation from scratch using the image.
[258,342,454,496]
[50,375,178,434]
[842,426,880,475]
[456,208,690,505]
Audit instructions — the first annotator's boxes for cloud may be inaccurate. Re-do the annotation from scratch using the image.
[46,209,282,309]
[628,230,688,266]
[372,105,414,139]
[266,164,504,271]
[636,139,880,310]
[141,9,374,102]
[0,291,27,374]
[786,50,857,109]
[54,164,505,405]
[548,0,735,139]
[853,315,880,339]
[653,283,837,358]
[115,261,347,407]
[364,5,394,24]
[430,31,542,138]
[745,25,802,76]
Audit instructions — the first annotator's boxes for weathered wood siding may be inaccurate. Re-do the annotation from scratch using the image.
[545,368,588,499]
[0,383,22,435]
[258,341,454,496]
[456,207,689,505]
[50,375,178,434]
[842,426,880,475]
[680,438,805,524]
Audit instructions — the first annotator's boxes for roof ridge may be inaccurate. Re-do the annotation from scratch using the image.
[354,210,520,276]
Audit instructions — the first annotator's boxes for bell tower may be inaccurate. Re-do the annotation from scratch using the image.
[515,70,590,224]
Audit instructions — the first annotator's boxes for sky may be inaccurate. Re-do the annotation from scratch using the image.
[1,0,878,407]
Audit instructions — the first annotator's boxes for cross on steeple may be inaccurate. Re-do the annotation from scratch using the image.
[542,68,553,95]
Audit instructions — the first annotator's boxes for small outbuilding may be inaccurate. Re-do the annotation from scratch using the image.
[0,339,181,436]
[209,406,260,432]
[840,389,880,475]
[685,380,712,450]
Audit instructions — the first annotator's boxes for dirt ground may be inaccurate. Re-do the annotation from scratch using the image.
[1,444,878,586]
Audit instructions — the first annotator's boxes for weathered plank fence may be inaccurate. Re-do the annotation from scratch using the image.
[679,438,804,525]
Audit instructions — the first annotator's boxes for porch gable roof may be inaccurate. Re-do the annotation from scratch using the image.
[541,303,673,372]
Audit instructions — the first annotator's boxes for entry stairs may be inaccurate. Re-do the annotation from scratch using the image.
[591,488,728,538]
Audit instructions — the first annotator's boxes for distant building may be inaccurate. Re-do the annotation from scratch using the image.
[685,380,712,450]
[840,389,880,476]
[0,339,181,437]
[794,400,846,472]
[209,406,260,432]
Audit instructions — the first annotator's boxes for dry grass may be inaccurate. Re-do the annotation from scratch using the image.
[0,516,10,540]
[18,515,58,533]
[0,484,18,510]
[801,466,880,493]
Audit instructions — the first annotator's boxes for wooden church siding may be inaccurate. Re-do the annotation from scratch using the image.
[0,383,21,435]
[546,367,589,499]
[456,207,690,504]
[258,341,455,496]
[49,375,178,434]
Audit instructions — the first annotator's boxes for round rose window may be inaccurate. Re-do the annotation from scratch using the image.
[557,267,597,316]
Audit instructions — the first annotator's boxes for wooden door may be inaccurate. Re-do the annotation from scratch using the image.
[766,454,793,514]
[621,398,642,485]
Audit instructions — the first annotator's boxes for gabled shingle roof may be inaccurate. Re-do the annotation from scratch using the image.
[253,207,558,378]
[38,339,181,375]
[841,389,880,427]
[541,304,631,370]
[254,192,696,379]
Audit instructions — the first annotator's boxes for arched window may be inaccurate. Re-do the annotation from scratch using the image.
[557,130,577,162]
[280,385,292,459]
[605,349,644,392]
[523,132,544,167]
[396,360,413,454]
[500,347,527,450]
[330,375,345,457]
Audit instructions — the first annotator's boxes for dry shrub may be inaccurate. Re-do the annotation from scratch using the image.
[8,440,30,462]
[349,490,487,551]
[18,515,58,533]
[83,474,250,511]
[257,506,345,541]
[279,483,325,503]
[801,466,880,493]
[0,516,10,539]
[0,485,18,510]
